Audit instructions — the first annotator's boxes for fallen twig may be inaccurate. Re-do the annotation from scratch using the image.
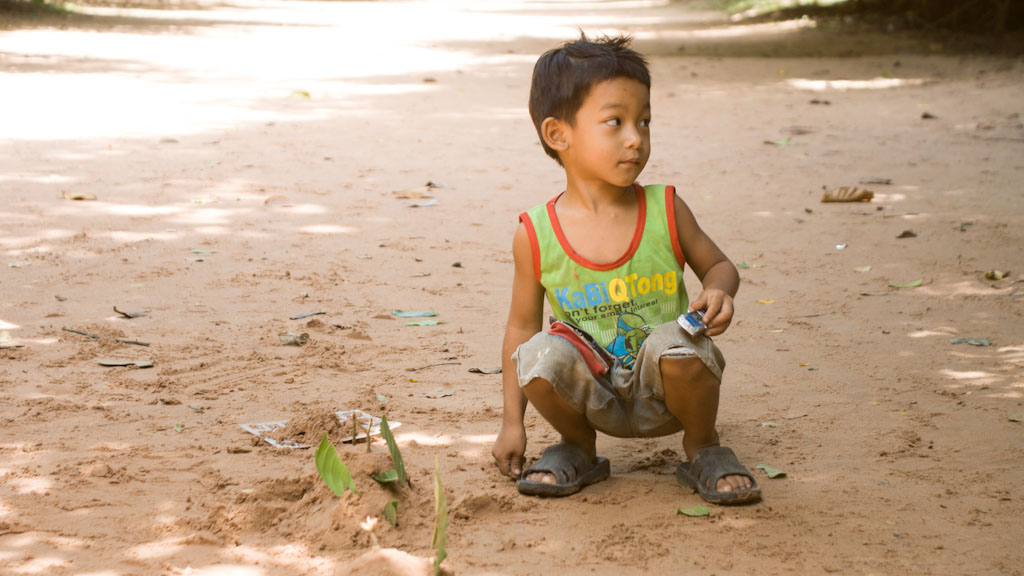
[63,327,149,346]
[881,212,921,218]
[405,362,460,372]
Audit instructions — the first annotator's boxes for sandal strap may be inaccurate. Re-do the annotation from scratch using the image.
[693,446,755,489]
[521,443,590,483]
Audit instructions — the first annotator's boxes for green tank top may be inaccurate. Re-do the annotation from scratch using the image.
[521,184,689,369]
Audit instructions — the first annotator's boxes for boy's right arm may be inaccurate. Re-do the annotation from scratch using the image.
[492,222,545,479]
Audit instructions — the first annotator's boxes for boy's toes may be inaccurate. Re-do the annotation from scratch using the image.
[716,473,752,492]
[526,471,557,484]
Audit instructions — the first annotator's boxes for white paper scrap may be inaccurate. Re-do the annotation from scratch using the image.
[239,410,402,449]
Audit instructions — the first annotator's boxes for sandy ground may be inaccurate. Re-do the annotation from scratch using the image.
[2,1,1024,574]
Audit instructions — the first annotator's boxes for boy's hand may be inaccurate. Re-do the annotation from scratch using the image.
[689,289,734,337]
[492,423,527,479]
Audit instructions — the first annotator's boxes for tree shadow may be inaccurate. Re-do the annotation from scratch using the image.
[0,0,322,32]
[725,0,1024,52]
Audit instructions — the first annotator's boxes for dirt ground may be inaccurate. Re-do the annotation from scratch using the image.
[1,1,1023,574]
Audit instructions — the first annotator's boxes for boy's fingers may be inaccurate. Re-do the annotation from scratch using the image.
[703,300,721,326]
[496,455,524,478]
[494,453,509,475]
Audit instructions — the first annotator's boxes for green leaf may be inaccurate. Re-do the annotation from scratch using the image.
[374,469,400,484]
[392,310,437,318]
[376,394,388,404]
[383,499,398,527]
[406,320,441,326]
[380,416,406,485]
[432,455,449,575]
[173,423,184,433]
[755,464,787,478]
[315,433,357,496]
[290,89,311,99]
[888,279,922,289]
[676,505,710,517]
[950,337,991,347]
[1009,412,1024,423]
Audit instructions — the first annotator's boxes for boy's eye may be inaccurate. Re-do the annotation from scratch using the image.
[640,118,651,128]
[604,118,621,127]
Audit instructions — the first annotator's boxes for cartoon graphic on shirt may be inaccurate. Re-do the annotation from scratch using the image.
[606,312,651,369]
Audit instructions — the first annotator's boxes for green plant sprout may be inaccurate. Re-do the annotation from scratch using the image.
[431,455,449,576]
[379,415,408,486]
[315,433,357,496]
[383,499,398,527]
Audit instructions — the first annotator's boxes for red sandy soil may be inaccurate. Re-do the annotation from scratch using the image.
[1,1,1023,574]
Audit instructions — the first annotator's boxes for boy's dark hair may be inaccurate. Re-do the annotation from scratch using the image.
[529,34,651,165]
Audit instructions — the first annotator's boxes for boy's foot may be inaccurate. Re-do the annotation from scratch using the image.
[676,446,761,505]
[516,443,610,497]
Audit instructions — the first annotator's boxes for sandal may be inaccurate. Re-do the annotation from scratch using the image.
[676,446,761,505]
[516,443,610,497]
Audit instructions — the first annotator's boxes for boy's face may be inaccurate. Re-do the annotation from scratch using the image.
[560,77,651,188]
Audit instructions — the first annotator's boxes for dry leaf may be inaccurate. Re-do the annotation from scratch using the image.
[888,279,923,289]
[265,195,295,207]
[394,186,435,199]
[279,332,309,346]
[821,186,874,203]
[113,306,149,319]
[62,191,97,201]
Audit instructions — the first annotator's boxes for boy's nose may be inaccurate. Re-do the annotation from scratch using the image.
[624,129,642,149]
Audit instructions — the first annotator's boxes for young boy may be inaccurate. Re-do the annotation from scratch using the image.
[491,35,761,505]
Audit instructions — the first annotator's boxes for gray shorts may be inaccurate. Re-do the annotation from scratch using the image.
[513,321,725,438]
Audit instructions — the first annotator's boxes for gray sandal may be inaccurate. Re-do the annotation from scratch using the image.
[516,443,610,497]
[676,446,761,505]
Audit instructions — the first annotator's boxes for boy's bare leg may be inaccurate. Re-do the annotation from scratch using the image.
[520,377,597,483]
[660,356,753,493]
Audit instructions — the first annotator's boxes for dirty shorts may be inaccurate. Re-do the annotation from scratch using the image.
[513,319,726,438]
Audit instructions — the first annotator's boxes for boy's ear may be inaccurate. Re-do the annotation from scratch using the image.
[541,117,569,153]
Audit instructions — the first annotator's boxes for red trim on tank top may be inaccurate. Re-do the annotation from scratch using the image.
[518,212,542,282]
[665,185,687,270]
[546,183,646,271]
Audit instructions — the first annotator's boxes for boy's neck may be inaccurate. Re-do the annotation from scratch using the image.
[559,177,637,214]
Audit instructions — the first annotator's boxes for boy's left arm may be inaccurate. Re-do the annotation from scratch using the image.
[672,194,740,337]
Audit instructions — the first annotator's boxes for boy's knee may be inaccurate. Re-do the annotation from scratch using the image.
[659,355,719,387]
[520,376,555,398]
